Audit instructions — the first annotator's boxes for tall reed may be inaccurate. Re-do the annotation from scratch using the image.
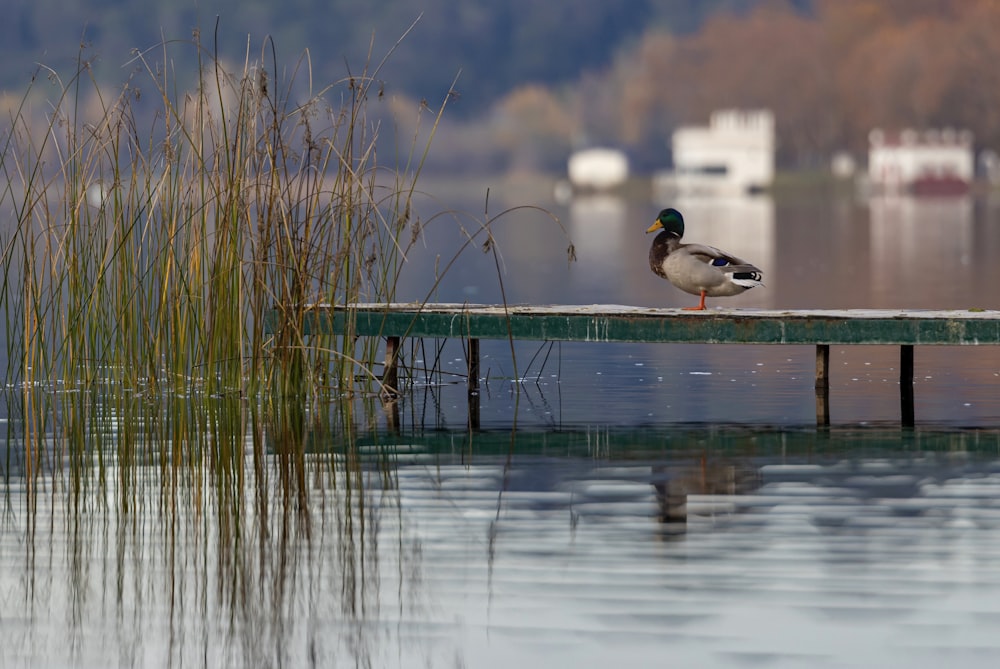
[0,27,454,501]
[0,29,577,666]
[1,30,447,396]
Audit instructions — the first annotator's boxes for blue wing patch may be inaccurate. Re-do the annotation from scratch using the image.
[711,258,729,267]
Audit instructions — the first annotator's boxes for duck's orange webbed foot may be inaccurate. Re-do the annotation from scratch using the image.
[682,292,707,311]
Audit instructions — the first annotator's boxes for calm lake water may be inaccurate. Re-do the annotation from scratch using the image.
[393,187,1000,429]
[4,186,1000,667]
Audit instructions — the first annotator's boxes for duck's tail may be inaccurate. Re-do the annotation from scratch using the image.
[729,269,765,289]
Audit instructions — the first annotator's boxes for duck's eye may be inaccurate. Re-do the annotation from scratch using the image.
[711,258,729,267]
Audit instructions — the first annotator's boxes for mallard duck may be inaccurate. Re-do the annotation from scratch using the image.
[646,208,764,310]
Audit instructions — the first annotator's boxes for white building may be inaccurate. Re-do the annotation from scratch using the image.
[654,109,775,197]
[566,147,629,191]
[868,128,974,195]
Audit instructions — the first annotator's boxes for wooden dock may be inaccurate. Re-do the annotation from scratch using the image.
[268,303,1000,426]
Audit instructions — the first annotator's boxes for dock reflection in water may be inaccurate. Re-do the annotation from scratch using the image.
[384,427,1000,667]
[5,420,1000,668]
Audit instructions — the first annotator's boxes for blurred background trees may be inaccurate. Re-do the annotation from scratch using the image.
[2,0,999,173]
[618,0,1000,169]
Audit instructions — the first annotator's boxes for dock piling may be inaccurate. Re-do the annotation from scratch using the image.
[900,344,915,427]
[383,336,400,395]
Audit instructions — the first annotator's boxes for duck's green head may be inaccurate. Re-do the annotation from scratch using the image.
[646,208,684,238]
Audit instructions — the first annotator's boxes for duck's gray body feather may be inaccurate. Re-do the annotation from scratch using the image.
[649,235,764,298]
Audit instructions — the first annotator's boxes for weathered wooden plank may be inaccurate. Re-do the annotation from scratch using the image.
[267,303,1000,346]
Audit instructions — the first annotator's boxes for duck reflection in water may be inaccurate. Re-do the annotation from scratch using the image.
[652,457,761,530]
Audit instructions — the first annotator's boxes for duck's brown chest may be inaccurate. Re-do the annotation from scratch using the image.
[648,235,672,280]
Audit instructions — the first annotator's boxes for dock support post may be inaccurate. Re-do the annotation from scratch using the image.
[900,344,914,427]
[815,344,830,426]
[467,338,481,431]
[383,336,400,395]
[467,338,480,394]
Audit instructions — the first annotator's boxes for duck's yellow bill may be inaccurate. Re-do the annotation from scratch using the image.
[646,221,663,233]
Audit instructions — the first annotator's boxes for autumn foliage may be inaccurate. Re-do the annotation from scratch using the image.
[614,0,1000,168]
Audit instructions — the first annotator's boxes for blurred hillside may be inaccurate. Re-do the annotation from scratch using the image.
[2,0,998,174]
[0,0,781,112]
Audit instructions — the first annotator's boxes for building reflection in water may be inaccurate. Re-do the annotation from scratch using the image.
[868,194,974,307]
[565,194,630,301]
